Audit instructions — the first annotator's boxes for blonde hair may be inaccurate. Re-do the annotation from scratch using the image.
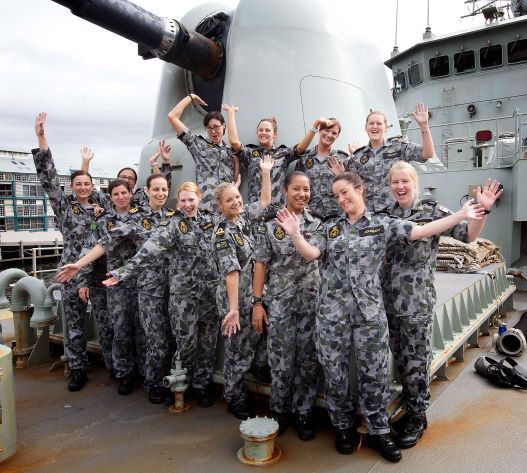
[214,182,238,205]
[387,161,420,202]
[177,181,201,199]
[365,110,388,127]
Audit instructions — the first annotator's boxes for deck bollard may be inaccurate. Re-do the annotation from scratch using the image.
[0,345,17,462]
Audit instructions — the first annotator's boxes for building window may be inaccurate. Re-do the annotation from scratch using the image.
[408,63,422,86]
[17,217,45,231]
[508,38,527,64]
[454,50,475,73]
[393,71,407,94]
[480,44,503,68]
[14,174,30,182]
[429,55,450,77]
[22,184,45,197]
[0,206,5,217]
[0,183,13,196]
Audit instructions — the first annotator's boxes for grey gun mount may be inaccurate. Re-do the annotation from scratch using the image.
[51,0,226,81]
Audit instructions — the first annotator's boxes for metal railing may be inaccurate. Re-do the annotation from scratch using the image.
[31,246,62,277]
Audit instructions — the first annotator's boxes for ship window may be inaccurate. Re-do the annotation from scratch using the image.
[408,63,423,86]
[480,44,502,68]
[393,71,407,94]
[508,38,527,63]
[429,55,450,77]
[454,50,475,73]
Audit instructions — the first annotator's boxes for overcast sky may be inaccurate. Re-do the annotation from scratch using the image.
[0,0,489,176]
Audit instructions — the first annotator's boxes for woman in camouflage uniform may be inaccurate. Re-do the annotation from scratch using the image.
[275,171,485,462]
[58,174,175,404]
[384,162,502,449]
[253,171,321,440]
[222,104,325,214]
[33,112,105,392]
[213,156,274,420]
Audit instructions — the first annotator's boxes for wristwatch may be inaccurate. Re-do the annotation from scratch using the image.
[251,296,263,305]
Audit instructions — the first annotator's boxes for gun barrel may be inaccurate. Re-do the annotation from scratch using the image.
[52,0,223,79]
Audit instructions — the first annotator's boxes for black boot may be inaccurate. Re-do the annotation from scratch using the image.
[227,399,254,420]
[368,434,402,462]
[335,427,359,455]
[192,387,213,408]
[148,385,167,404]
[271,411,289,436]
[294,412,315,441]
[68,369,88,392]
[117,376,135,395]
[393,412,427,449]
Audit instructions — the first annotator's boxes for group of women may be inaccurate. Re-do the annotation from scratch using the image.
[33,96,502,463]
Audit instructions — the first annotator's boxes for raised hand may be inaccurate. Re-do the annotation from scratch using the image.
[410,102,429,127]
[259,154,275,172]
[35,112,47,137]
[81,147,94,162]
[222,103,239,113]
[477,179,503,210]
[348,141,361,155]
[55,263,81,283]
[222,309,240,337]
[275,208,301,236]
[328,155,345,176]
[102,273,119,287]
[189,94,207,107]
[159,139,172,163]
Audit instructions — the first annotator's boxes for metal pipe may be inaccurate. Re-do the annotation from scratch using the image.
[11,276,57,328]
[0,268,29,308]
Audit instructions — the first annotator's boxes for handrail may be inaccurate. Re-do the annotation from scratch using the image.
[31,246,63,277]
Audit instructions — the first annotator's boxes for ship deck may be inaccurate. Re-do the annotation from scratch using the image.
[1,286,526,473]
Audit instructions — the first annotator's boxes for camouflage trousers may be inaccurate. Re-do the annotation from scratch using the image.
[89,286,113,371]
[317,301,391,434]
[169,284,219,389]
[62,282,89,371]
[106,282,137,379]
[137,291,172,388]
[387,312,433,414]
[267,294,320,415]
[223,309,267,403]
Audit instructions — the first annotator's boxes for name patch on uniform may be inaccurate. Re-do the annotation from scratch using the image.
[90,223,98,231]
[383,151,401,159]
[252,150,261,158]
[72,205,80,215]
[273,226,285,240]
[107,221,115,231]
[215,240,229,250]
[360,154,370,165]
[257,224,267,235]
[329,225,340,238]
[359,225,384,237]
[142,218,152,230]
[178,220,189,234]
[305,157,314,169]
[129,207,139,214]
[234,233,244,247]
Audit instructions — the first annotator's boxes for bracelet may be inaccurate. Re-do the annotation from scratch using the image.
[310,127,318,133]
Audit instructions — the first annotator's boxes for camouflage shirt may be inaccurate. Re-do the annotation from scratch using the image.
[236,144,299,206]
[309,211,415,323]
[348,139,425,211]
[32,148,102,285]
[255,209,320,299]
[179,128,234,211]
[213,202,263,317]
[383,200,469,317]
[295,147,349,219]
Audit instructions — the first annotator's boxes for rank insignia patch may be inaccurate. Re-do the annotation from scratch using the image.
[329,225,340,238]
[142,218,152,230]
[72,205,80,215]
[305,157,314,169]
[273,226,285,240]
[179,220,189,234]
[360,154,370,165]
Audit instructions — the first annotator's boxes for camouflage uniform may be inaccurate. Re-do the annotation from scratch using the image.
[348,139,426,211]
[236,144,300,211]
[108,209,219,390]
[213,203,268,403]
[309,211,415,433]
[32,148,103,371]
[383,200,469,415]
[295,147,349,219]
[178,128,234,212]
[103,204,175,389]
[255,209,321,415]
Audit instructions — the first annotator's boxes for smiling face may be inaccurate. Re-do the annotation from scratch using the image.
[110,184,132,213]
[217,185,244,220]
[332,178,365,218]
[71,175,94,204]
[319,124,340,149]
[285,174,310,214]
[256,120,277,149]
[365,112,387,145]
[145,176,169,210]
[389,168,417,209]
[177,190,201,218]
[205,118,225,145]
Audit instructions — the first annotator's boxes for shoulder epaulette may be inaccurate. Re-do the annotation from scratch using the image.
[418,199,438,207]
[129,207,139,214]
[215,221,227,238]
[387,135,403,142]
[373,208,393,216]
[352,145,367,154]
[165,208,177,217]
[334,149,350,159]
